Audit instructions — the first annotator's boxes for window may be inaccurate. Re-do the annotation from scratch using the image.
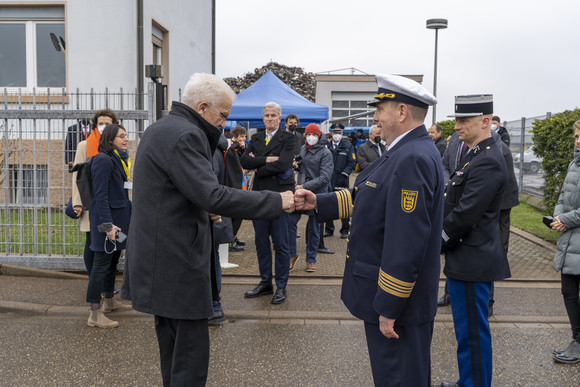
[10,165,48,205]
[0,6,65,89]
[331,92,376,127]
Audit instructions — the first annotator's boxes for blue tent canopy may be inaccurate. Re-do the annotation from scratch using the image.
[227,70,329,128]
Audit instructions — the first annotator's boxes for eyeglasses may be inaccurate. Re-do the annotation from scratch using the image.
[209,105,229,122]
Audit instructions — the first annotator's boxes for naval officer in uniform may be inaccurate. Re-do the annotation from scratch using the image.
[295,74,444,386]
[440,95,511,387]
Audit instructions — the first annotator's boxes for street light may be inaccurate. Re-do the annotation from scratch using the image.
[426,18,448,126]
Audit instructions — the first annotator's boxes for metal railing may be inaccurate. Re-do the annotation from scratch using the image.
[0,86,152,269]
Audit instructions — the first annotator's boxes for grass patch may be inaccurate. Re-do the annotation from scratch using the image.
[511,200,559,244]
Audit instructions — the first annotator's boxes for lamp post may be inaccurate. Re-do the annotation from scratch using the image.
[426,18,448,126]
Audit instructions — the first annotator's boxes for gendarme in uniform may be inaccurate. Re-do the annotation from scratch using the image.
[316,74,444,386]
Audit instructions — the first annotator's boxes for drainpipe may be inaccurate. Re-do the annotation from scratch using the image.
[212,0,216,74]
[137,0,144,132]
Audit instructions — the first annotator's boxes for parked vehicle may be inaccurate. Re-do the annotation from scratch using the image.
[513,145,543,174]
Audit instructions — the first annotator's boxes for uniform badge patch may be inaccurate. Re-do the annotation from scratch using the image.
[365,181,377,188]
[401,189,418,213]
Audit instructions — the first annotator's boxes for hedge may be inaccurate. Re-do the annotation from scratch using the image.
[531,109,580,214]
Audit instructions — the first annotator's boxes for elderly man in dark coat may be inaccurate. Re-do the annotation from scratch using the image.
[122,73,293,387]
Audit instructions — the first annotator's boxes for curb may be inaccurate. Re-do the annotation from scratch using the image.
[0,264,87,280]
[510,226,556,252]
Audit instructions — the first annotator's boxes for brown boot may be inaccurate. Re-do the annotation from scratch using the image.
[289,255,299,272]
[101,297,132,313]
[306,262,316,272]
[87,309,119,328]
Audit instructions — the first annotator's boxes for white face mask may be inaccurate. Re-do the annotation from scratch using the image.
[306,135,319,146]
[491,124,498,131]
[97,124,106,134]
[332,134,342,142]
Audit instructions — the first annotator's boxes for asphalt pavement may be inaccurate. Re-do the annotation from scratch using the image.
[1,219,580,386]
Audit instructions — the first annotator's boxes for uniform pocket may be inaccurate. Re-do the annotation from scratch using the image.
[352,259,380,282]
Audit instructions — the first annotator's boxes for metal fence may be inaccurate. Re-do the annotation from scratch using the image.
[1,86,152,270]
[505,114,550,197]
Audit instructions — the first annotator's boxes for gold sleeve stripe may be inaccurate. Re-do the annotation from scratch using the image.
[335,189,353,219]
[378,269,415,298]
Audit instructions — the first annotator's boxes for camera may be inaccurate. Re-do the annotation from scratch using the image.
[542,215,554,228]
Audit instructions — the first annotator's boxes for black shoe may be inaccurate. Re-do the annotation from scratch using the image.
[440,382,459,387]
[488,304,494,317]
[437,293,450,307]
[244,284,274,298]
[234,238,246,247]
[229,242,244,252]
[340,232,348,239]
[318,247,334,254]
[271,288,286,304]
[208,309,225,325]
[323,231,333,237]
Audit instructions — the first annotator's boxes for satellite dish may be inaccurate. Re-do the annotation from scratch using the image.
[50,33,61,52]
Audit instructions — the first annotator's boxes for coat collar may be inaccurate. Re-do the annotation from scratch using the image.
[170,101,222,154]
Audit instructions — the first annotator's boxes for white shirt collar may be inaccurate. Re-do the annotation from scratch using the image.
[386,130,412,152]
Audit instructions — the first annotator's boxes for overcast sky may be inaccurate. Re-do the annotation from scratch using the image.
[215,0,580,125]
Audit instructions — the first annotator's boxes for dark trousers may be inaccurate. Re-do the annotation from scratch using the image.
[83,231,94,275]
[86,250,120,304]
[252,212,291,289]
[364,320,433,386]
[154,316,209,387]
[499,208,511,253]
[325,218,349,234]
[561,273,580,342]
[448,278,492,387]
[232,218,242,238]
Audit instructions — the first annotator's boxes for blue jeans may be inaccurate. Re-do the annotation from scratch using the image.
[86,250,120,304]
[287,212,301,257]
[305,215,320,263]
[252,212,291,289]
[83,232,94,275]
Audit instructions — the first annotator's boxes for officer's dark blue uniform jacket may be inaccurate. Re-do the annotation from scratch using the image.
[317,126,444,325]
[441,136,511,282]
[327,139,356,190]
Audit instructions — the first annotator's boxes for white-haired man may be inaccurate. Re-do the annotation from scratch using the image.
[241,102,296,304]
[122,74,294,386]
[356,125,386,172]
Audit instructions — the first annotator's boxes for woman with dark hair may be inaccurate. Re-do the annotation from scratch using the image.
[86,124,132,328]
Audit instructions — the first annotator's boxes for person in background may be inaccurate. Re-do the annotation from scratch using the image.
[86,124,132,329]
[292,123,333,272]
[65,118,91,167]
[357,125,385,172]
[491,115,510,146]
[324,123,356,239]
[285,113,305,270]
[428,124,447,157]
[240,102,296,305]
[71,109,119,277]
[551,119,580,364]
[226,125,249,252]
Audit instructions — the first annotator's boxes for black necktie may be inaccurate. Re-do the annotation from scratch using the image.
[460,141,469,161]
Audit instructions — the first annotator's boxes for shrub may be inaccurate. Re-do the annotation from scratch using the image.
[437,119,456,142]
[531,109,580,214]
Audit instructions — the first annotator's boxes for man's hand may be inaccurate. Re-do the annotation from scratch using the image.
[295,188,316,211]
[551,216,567,232]
[73,205,83,217]
[280,191,295,213]
[379,315,399,339]
[209,213,222,224]
[266,156,279,163]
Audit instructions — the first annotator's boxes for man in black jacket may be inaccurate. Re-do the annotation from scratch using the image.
[428,124,447,157]
[492,115,510,146]
[123,74,294,386]
[241,102,296,304]
[356,125,385,172]
[440,94,511,387]
[324,123,356,238]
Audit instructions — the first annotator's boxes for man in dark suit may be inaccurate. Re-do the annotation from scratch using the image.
[356,125,385,172]
[296,74,443,386]
[324,122,356,238]
[428,124,447,157]
[440,95,511,387]
[240,102,296,304]
[122,74,294,386]
[64,118,91,167]
[491,115,510,146]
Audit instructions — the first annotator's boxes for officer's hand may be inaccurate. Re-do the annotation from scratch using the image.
[295,189,316,211]
[209,213,222,224]
[379,315,399,339]
[280,191,295,213]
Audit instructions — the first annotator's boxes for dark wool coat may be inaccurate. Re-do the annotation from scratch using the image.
[122,102,281,320]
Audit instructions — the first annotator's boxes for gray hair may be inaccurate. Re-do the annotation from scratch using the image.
[263,101,282,116]
[182,73,236,108]
[369,125,379,137]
